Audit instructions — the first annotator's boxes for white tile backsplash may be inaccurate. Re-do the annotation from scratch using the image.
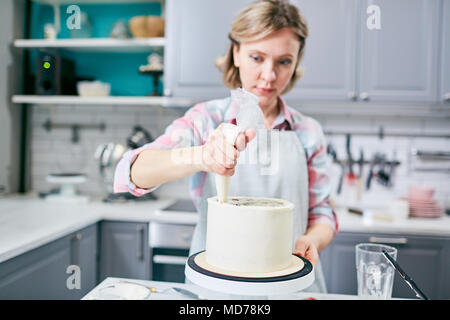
[30,104,450,208]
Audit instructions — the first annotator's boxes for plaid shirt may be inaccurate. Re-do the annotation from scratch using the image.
[114,96,338,234]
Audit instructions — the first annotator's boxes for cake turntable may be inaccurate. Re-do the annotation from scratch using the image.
[185,251,314,296]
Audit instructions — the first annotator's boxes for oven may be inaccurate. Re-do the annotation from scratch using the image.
[149,199,197,283]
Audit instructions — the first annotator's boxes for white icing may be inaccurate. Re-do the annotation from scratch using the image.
[205,196,294,273]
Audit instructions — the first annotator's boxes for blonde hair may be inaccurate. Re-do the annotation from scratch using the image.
[215,0,309,94]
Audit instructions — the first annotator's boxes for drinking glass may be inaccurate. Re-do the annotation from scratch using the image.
[355,243,397,299]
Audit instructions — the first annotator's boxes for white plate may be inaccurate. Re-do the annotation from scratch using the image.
[96,283,151,300]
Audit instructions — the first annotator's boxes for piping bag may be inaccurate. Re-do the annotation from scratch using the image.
[215,88,265,203]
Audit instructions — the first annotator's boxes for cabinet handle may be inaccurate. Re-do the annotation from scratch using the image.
[369,236,408,245]
[164,88,172,97]
[136,225,145,261]
[443,93,450,102]
[360,92,370,101]
[347,91,357,101]
[71,233,82,265]
[153,255,187,265]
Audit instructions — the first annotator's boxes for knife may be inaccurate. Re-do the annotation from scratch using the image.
[382,250,429,300]
[172,287,202,299]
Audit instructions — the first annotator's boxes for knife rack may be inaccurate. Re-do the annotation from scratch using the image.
[43,118,106,143]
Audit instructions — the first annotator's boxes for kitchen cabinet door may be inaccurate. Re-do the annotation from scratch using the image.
[163,0,253,100]
[284,0,358,102]
[319,232,361,295]
[387,234,450,299]
[0,224,98,299]
[68,224,99,300]
[99,221,150,282]
[440,0,450,103]
[320,232,450,299]
[358,0,440,102]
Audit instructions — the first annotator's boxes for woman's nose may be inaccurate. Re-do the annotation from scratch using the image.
[260,62,276,83]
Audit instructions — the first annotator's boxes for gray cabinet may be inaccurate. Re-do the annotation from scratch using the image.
[164,0,253,100]
[440,0,450,103]
[358,0,440,102]
[99,221,150,282]
[320,231,450,299]
[0,224,98,300]
[165,0,444,103]
[284,0,358,101]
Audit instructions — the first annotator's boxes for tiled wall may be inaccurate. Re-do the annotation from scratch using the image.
[30,103,450,209]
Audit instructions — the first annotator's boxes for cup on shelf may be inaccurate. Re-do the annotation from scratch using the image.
[386,199,409,222]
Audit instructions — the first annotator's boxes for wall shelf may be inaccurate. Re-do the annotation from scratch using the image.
[32,0,160,5]
[14,38,165,53]
[12,95,195,108]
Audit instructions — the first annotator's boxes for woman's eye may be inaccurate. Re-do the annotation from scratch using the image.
[250,55,261,62]
[279,59,292,65]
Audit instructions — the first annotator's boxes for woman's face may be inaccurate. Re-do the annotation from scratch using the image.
[233,27,300,111]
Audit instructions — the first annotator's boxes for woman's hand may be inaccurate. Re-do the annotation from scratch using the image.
[293,235,319,267]
[198,123,256,176]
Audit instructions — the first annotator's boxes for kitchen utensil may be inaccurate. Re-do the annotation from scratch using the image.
[172,287,202,300]
[366,153,385,190]
[215,88,264,203]
[345,134,355,183]
[185,251,315,297]
[327,143,345,195]
[95,125,154,201]
[387,150,397,187]
[118,280,172,293]
[215,124,240,203]
[127,125,153,149]
[376,154,390,186]
[366,154,376,190]
[118,280,201,299]
[355,243,397,299]
[382,250,429,300]
[356,149,364,201]
[94,142,126,195]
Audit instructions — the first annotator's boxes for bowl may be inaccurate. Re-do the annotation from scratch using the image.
[129,16,165,38]
[77,81,111,97]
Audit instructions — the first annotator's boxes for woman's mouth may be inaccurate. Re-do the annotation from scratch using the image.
[256,88,275,95]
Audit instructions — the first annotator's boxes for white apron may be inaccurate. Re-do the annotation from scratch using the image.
[188,130,327,294]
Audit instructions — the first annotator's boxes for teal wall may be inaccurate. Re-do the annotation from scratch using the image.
[29,2,162,96]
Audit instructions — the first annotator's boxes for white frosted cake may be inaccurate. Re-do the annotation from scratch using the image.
[205,196,294,273]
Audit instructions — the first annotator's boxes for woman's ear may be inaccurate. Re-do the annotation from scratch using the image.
[233,44,240,68]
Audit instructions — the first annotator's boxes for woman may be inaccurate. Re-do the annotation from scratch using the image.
[114,0,338,293]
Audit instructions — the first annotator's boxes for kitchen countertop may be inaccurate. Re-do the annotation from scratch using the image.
[0,193,179,263]
[82,277,372,300]
[0,193,449,264]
